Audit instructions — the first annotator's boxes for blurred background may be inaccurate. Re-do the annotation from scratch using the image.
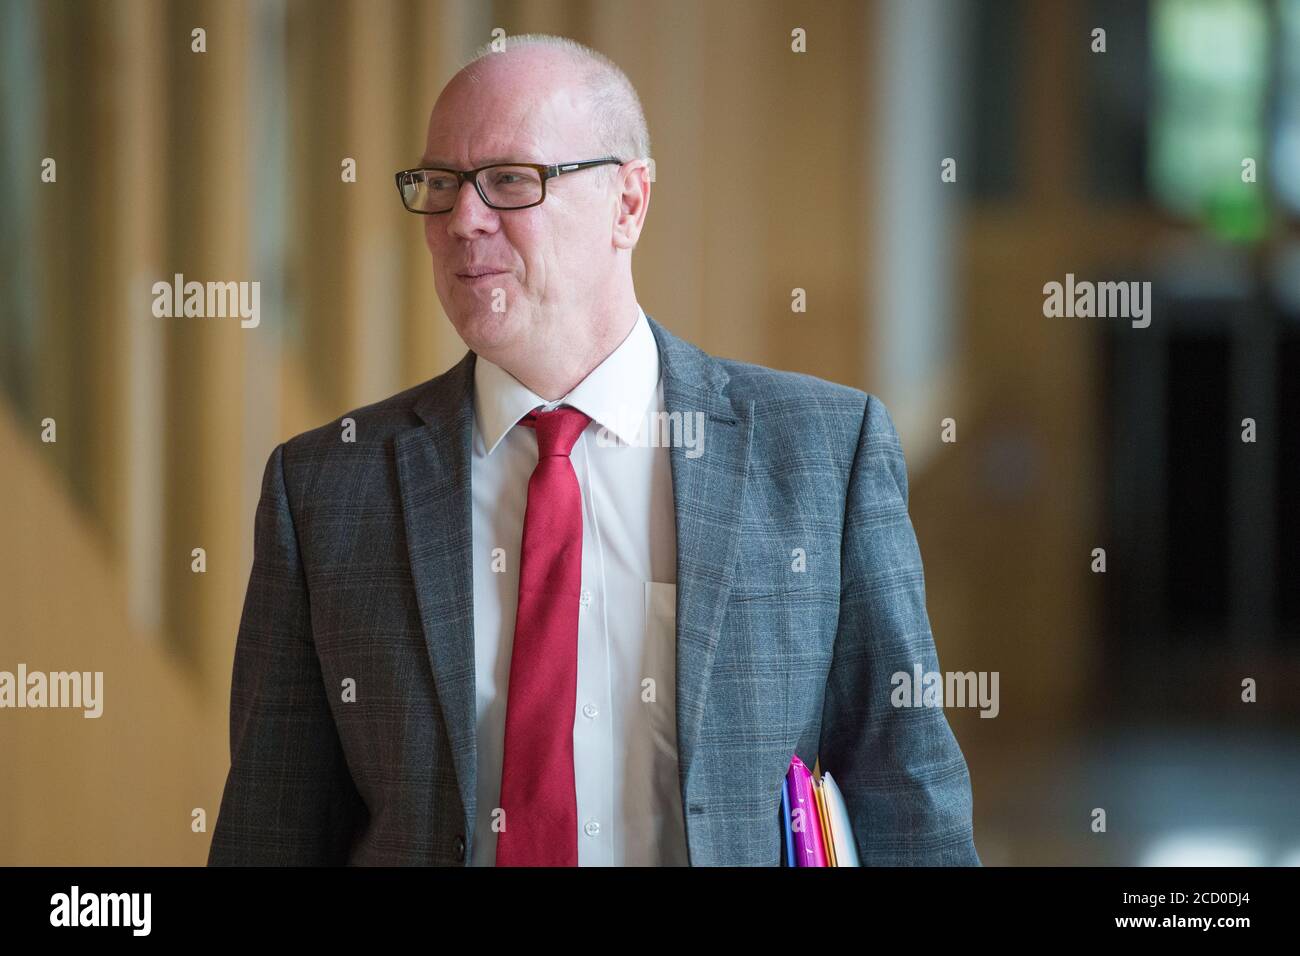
[2,0,1298,866]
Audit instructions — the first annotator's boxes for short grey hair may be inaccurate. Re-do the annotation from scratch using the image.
[459,33,652,165]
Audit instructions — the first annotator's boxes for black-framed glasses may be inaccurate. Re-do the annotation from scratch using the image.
[394,157,625,214]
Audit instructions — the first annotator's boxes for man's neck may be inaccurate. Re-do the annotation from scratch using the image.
[505,298,640,401]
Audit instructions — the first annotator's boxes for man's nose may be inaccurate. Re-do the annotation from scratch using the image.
[445,178,497,236]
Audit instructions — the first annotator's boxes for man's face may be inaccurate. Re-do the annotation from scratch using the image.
[420,62,620,363]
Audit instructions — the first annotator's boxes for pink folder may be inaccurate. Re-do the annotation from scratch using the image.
[785,753,829,866]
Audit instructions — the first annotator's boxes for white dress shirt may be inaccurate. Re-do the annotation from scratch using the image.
[469,305,689,866]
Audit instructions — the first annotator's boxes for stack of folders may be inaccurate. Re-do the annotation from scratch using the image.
[780,753,860,866]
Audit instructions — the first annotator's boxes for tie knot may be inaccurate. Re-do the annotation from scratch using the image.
[520,405,591,457]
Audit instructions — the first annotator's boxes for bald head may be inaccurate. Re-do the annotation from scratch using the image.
[452,35,651,167]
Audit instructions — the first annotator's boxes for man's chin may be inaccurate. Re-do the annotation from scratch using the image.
[449,307,519,353]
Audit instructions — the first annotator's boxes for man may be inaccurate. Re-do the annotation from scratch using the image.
[209,33,978,866]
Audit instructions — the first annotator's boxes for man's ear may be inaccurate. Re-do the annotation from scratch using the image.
[612,160,651,250]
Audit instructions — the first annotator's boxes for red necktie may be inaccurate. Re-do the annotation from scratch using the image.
[495,405,591,866]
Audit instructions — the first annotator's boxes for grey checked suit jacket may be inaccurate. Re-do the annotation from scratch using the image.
[208,314,979,866]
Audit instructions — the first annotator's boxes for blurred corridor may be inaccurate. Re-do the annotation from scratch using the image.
[1,0,1298,865]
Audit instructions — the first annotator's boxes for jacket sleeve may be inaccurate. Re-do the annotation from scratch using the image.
[208,442,366,865]
[816,394,980,865]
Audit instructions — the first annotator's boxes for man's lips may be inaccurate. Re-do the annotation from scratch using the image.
[455,269,508,287]
[456,268,508,278]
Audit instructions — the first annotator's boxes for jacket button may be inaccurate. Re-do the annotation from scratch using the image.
[454,835,465,862]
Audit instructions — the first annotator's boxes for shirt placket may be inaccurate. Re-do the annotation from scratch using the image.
[571,429,615,865]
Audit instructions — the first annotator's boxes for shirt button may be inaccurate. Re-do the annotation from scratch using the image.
[579,589,592,608]
[454,834,465,861]
[582,703,598,719]
[584,820,601,837]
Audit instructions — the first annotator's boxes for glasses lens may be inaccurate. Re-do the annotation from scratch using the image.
[477,165,543,209]
[401,170,459,213]
[400,165,544,213]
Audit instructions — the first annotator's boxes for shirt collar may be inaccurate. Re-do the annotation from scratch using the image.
[472,304,660,456]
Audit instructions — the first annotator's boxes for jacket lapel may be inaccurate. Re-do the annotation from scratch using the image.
[646,316,754,832]
[395,350,479,849]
